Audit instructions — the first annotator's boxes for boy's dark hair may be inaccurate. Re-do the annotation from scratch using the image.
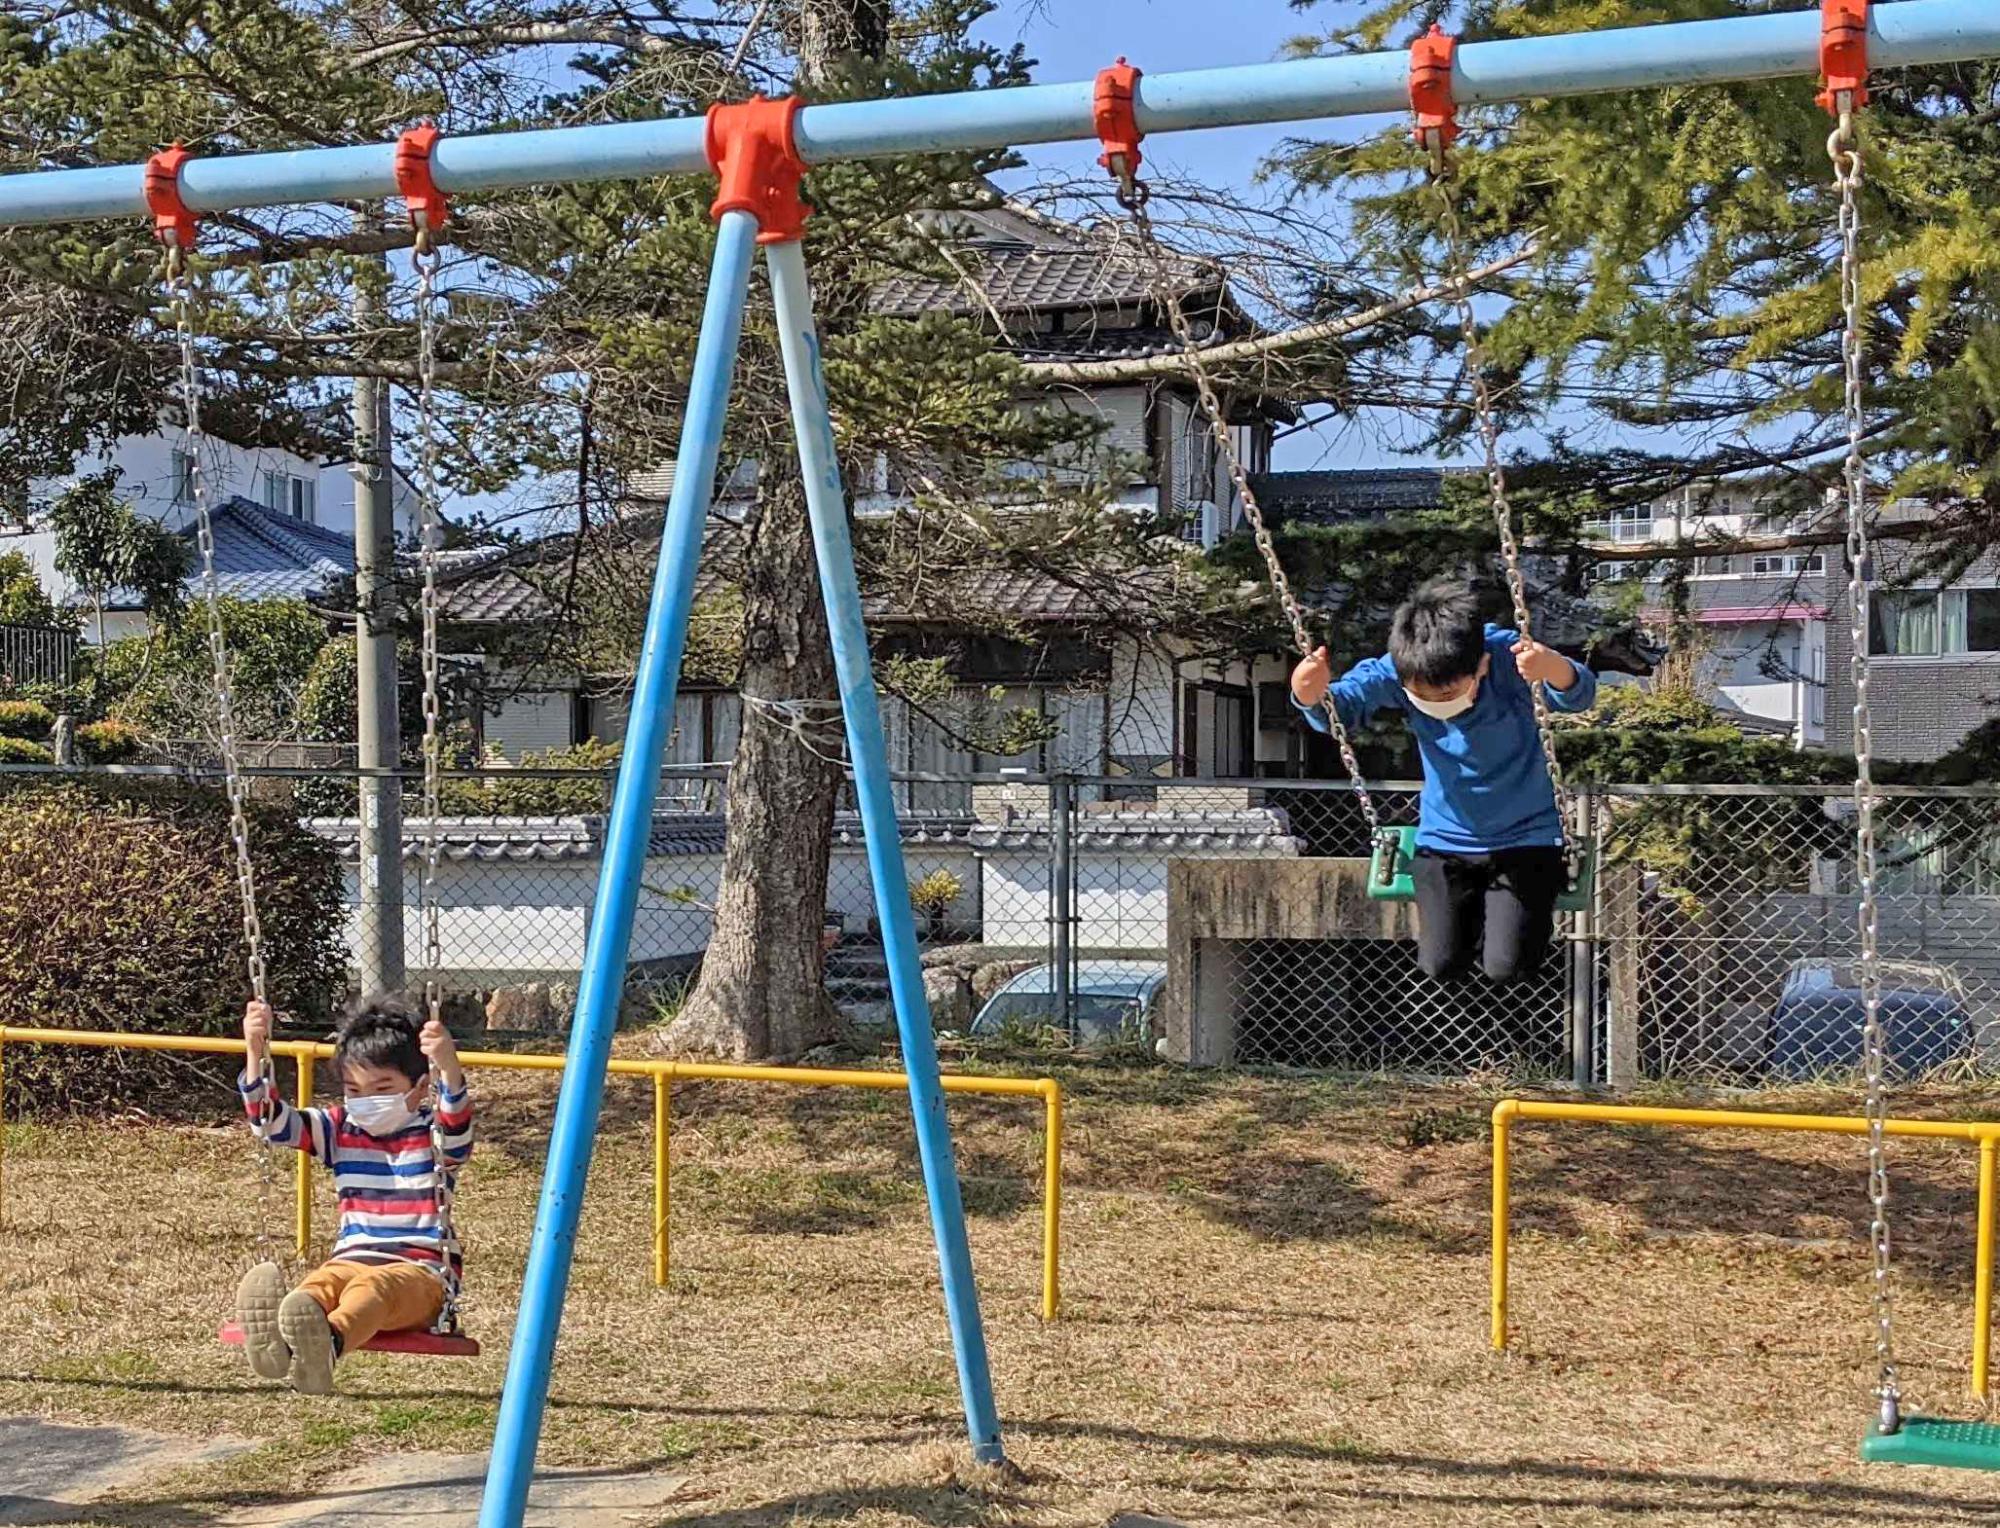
[333,999,425,1083]
[1388,577,1488,689]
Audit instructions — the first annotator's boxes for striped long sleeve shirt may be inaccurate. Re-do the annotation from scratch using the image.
[240,1070,474,1290]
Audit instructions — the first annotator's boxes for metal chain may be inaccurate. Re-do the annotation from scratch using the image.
[171,269,283,1264]
[415,246,445,1033]
[1423,142,1576,870]
[412,238,462,1331]
[1830,108,1898,1434]
[1116,190,1380,833]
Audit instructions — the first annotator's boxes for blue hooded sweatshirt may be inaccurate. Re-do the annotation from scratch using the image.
[1295,624,1597,855]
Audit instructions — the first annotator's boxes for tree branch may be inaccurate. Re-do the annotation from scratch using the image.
[1016,245,1538,387]
[350,21,711,66]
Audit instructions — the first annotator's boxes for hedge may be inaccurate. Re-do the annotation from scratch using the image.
[0,699,53,741]
[0,774,347,1113]
[75,719,143,763]
[0,736,52,764]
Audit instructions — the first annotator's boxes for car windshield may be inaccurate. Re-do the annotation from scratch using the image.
[975,991,1141,1044]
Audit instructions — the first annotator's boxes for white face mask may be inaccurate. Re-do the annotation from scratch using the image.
[344,1092,419,1137]
[1403,686,1477,721]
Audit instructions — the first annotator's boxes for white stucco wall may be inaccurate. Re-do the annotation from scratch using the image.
[29,428,417,553]
[1109,643,1177,771]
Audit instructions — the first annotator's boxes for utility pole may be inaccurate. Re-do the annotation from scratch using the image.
[353,236,406,996]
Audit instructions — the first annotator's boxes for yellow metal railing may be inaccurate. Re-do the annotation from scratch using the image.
[1492,1098,2000,1395]
[0,1025,1063,1320]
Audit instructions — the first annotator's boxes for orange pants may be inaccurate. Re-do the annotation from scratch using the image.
[297,1260,445,1351]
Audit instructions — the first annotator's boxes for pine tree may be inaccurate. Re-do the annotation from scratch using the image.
[1283,0,2000,554]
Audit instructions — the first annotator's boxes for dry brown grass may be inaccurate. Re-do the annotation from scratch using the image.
[5,1048,2000,1525]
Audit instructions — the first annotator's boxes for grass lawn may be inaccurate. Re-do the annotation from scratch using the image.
[4,1042,1999,1525]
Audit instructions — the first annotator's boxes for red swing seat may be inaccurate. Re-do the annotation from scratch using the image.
[217,1320,481,1357]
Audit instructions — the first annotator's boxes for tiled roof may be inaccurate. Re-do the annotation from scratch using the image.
[967,809,1304,854]
[102,497,356,609]
[1247,469,1454,525]
[307,808,1305,861]
[872,205,1223,322]
[440,519,1177,630]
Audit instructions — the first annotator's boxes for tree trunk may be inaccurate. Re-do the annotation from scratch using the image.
[662,467,844,1060]
[659,0,886,1062]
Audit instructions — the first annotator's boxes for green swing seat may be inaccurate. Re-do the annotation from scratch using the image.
[1366,825,1594,913]
[1863,1417,2000,1471]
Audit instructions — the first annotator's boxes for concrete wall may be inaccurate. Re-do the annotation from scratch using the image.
[1163,857,1419,1065]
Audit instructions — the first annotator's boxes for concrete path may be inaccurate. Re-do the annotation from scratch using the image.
[0,1418,251,1525]
[0,1419,688,1527]
[217,1452,693,1528]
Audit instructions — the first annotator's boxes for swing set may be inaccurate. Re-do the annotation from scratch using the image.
[5,0,2000,1516]
[161,132,479,1359]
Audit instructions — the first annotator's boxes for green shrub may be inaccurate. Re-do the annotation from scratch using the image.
[440,740,620,816]
[0,774,346,1114]
[100,597,327,740]
[0,736,52,764]
[0,698,53,740]
[74,719,143,763]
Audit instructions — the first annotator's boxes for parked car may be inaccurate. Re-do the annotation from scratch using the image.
[971,960,1166,1049]
[1770,958,1973,1079]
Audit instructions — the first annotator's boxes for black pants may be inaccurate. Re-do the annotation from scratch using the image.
[1412,846,1564,986]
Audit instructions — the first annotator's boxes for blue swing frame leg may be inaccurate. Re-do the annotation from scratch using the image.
[766,237,1007,1465]
[477,209,762,1528]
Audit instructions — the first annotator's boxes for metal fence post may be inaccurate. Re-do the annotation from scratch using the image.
[1569,786,1599,1089]
[1051,774,1074,1028]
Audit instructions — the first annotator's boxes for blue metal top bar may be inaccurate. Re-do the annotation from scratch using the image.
[1,0,1996,229]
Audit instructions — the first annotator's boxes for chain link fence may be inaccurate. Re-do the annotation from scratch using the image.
[1587,785,2000,1087]
[10,759,1999,1086]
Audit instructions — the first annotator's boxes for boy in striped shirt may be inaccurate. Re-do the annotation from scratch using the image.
[235,998,474,1394]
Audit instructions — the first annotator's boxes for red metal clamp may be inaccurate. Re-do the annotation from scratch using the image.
[1818,0,1869,116]
[1410,25,1460,154]
[395,124,449,247]
[704,94,809,246]
[1094,58,1145,195]
[143,144,198,259]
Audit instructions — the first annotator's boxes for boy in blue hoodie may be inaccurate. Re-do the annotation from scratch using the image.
[1291,577,1597,985]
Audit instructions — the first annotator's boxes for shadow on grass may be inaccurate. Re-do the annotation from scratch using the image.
[9,1374,1986,1524]
[1484,1124,1982,1291]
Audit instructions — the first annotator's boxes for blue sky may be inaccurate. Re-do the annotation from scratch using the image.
[971,2,1347,196]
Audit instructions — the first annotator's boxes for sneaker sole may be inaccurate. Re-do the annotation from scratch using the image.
[278,1290,336,1396]
[234,1263,290,1381]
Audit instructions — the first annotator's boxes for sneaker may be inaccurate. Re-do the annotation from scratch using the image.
[278,1289,337,1395]
[234,1262,290,1381]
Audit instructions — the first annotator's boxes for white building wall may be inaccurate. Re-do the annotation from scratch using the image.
[28,427,417,555]
[484,688,576,758]
[1109,643,1177,774]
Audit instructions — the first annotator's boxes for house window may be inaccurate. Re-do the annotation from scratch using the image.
[1700,556,1737,575]
[259,469,316,522]
[172,450,197,506]
[1869,589,2000,656]
[1751,552,1825,575]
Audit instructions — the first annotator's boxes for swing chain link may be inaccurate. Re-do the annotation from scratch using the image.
[1830,107,1899,1434]
[172,268,281,1265]
[412,241,463,1335]
[1118,189,1381,833]
[1423,141,1577,876]
[415,246,445,1034]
